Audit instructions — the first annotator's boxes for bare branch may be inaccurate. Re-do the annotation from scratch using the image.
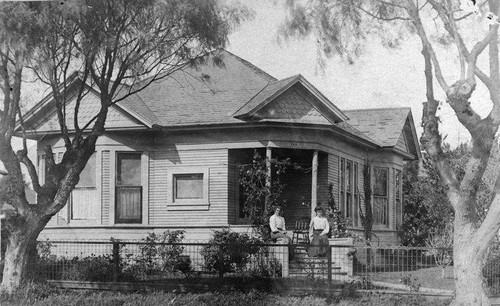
[406,0,449,91]
[468,23,499,80]
[427,0,493,89]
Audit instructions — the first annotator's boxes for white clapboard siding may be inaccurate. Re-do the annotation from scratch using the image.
[149,149,229,226]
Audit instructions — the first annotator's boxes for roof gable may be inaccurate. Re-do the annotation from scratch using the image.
[27,90,145,133]
[233,75,348,123]
[396,130,409,153]
[250,86,332,125]
[344,107,421,159]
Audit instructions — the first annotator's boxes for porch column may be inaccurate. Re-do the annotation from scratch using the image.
[266,147,272,188]
[311,150,318,219]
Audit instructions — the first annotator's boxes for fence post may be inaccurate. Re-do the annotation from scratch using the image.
[112,242,120,282]
[327,245,332,287]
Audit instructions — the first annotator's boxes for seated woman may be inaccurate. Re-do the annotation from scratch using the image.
[269,206,291,243]
[308,206,330,257]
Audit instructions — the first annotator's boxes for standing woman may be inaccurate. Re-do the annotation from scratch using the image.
[309,206,330,257]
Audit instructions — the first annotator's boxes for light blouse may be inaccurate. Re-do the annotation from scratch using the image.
[269,214,286,232]
[309,216,330,236]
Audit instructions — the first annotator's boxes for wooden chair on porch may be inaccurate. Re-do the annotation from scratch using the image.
[292,217,310,245]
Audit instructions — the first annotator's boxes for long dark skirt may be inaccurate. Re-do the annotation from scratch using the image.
[309,230,328,257]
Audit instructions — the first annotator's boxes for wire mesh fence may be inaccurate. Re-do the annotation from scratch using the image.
[28,240,287,282]
[17,240,500,295]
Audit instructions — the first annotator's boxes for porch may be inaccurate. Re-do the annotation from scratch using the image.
[228,147,329,226]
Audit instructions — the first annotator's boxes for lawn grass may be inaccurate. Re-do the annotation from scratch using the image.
[1,282,452,306]
[367,266,454,291]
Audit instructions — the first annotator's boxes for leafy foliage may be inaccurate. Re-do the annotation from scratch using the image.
[400,143,493,246]
[400,274,421,292]
[399,158,451,246]
[200,229,263,277]
[133,230,190,276]
[61,254,116,282]
[237,152,302,239]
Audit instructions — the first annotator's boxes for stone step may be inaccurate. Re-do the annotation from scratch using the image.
[289,260,340,269]
[288,271,348,278]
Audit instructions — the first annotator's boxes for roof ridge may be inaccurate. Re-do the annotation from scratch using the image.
[343,107,411,112]
[232,82,270,116]
[223,49,277,82]
[269,74,300,84]
[233,75,302,118]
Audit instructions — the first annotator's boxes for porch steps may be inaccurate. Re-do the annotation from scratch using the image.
[289,245,347,278]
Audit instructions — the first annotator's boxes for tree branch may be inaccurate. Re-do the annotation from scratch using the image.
[407,0,449,91]
[475,193,500,244]
[468,23,499,80]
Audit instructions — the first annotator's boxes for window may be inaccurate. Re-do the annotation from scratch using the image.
[71,153,98,220]
[353,162,359,226]
[174,173,203,200]
[340,158,345,217]
[115,152,142,224]
[346,160,352,219]
[339,158,359,224]
[373,167,389,226]
[373,167,388,196]
[395,169,402,227]
[168,167,209,210]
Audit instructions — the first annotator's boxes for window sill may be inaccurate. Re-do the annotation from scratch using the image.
[68,219,100,226]
[168,203,210,211]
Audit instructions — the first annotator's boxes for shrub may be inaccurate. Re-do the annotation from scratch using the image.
[200,229,263,277]
[25,240,55,281]
[61,254,115,282]
[248,256,282,278]
[132,230,191,278]
[400,274,421,292]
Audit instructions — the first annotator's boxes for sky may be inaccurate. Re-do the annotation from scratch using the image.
[225,0,495,147]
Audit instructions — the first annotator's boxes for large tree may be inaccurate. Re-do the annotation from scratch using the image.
[281,0,500,304]
[0,0,249,292]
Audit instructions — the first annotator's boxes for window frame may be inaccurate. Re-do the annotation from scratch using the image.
[372,166,389,227]
[353,162,359,227]
[373,167,389,197]
[115,152,143,224]
[395,168,403,228]
[167,167,209,210]
[70,152,99,222]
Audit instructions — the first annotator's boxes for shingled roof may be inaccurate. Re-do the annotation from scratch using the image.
[343,107,421,159]
[131,50,277,127]
[343,107,411,147]
[21,50,420,159]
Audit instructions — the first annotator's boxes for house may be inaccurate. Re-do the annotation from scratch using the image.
[21,50,420,245]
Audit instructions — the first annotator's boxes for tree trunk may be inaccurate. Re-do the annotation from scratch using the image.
[451,224,490,306]
[1,217,47,293]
